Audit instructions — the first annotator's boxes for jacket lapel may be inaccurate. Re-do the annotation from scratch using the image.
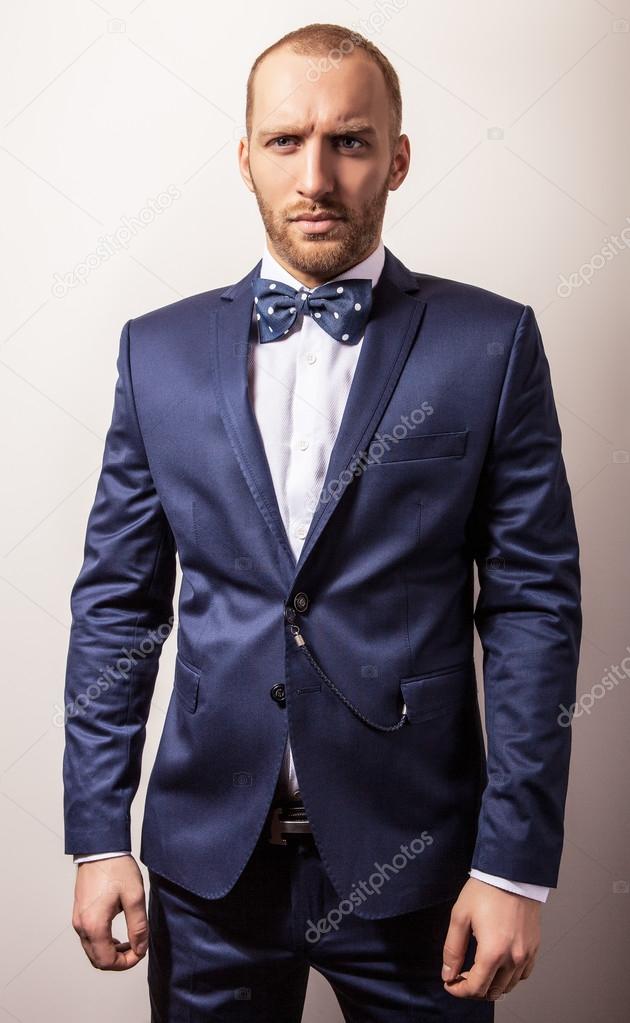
[210,246,427,583]
[211,259,299,577]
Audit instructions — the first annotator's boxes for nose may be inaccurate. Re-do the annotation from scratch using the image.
[295,139,335,202]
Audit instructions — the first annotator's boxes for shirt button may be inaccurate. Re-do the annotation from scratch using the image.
[306,352,317,365]
[270,683,286,705]
[295,524,308,539]
[297,438,309,451]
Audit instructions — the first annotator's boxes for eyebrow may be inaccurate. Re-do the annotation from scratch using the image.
[257,122,377,139]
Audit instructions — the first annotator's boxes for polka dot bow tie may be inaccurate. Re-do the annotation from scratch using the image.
[251,276,373,345]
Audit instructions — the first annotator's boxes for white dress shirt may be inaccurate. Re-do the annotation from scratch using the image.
[74,238,550,903]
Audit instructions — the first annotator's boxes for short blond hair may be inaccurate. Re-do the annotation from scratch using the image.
[245,22,403,153]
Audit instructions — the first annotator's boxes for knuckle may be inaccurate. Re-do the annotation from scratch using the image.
[125,892,146,911]
[80,915,101,937]
[511,948,528,968]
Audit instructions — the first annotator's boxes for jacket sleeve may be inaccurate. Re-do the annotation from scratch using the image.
[62,319,177,855]
[469,304,582,887]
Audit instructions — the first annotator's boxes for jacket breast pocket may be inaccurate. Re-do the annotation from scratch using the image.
[400,662,473,723]
[372,430,468,464]
[173,653,201,713]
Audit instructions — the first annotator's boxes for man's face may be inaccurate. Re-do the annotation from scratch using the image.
[239,46,410,287]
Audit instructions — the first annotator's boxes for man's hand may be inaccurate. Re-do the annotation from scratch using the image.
[441,877,541,1001]
[72,855,148,970]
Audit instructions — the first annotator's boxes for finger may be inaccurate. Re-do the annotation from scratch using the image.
[495,943,537,996]
[441,910,471,982]
[80,921,143,971]
[443,951,503,999]
[519,956,536,981]
[502,960,531,993]
[485,963,519,1000]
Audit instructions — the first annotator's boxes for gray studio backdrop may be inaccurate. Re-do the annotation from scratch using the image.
[1,1,628,1021]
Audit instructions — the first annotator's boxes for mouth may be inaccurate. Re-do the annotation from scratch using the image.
[291,213,345,236]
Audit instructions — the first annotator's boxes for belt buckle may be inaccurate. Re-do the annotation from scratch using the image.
[267,802,312,846]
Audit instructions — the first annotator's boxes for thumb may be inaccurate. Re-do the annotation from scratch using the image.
[441,909,470,981]
[121,886,149,956]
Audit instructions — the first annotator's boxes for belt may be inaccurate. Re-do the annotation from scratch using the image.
[266,799,314,846]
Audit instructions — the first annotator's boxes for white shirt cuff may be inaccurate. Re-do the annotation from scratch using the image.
[469,868,550,902]
[73,851,132,864]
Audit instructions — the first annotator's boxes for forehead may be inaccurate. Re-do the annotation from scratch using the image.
[251,47,388,131]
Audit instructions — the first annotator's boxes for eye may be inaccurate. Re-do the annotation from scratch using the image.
[269,136,297,148]
[336,136,364,150]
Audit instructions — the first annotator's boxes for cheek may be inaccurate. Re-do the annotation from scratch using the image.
[339,166,389,209]
[339,161,376,188]
[249,152,291,196]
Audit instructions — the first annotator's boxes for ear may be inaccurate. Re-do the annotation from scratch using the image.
[388,134,411,192]
[238,137,255,193]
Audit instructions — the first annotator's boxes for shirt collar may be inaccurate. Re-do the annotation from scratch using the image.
[259,236,385,292]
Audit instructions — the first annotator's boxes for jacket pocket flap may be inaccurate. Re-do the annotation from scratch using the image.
[400,662,472,723]
[173,653,201,713]
[375,430,468,463]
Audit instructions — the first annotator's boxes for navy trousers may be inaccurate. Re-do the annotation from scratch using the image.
[147,830,494,1021]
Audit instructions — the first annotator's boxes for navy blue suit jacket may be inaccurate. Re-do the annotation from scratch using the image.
[62,246,581,919]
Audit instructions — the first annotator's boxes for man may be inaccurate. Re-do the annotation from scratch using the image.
[64,22,581,1021]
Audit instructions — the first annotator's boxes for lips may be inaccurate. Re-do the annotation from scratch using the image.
[291,214,345,235]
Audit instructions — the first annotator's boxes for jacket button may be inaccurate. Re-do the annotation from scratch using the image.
[284,606,296,623]
[270,683,286,705]
[293,591,309,613]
